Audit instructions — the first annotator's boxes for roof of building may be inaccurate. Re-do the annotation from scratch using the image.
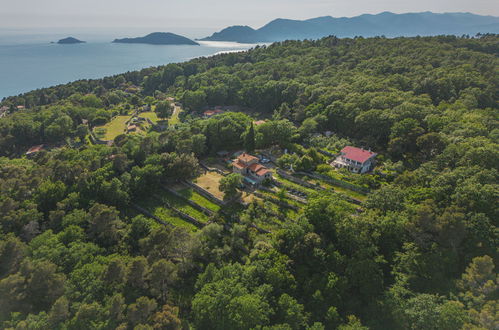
[238,153,259,163]
[26,144,44,155]
[341,146,377,163]
[127,125,137,130]
[204,109,224,117]
[248,163,264,173]
[253,120,266,126]
[232,161,246,169]
[255,168,270,177]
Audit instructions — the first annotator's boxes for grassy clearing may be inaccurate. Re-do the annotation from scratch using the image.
[94,115,130,141]
[194,172,225,200]
[140,111,160,124]
[177,188,221,212]
[169,106,182,126]
[157,190,210,224]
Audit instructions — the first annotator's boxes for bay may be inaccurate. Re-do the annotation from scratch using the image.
[0,41,256,100]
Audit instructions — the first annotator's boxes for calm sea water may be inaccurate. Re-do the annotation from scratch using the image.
[0,40,255,100]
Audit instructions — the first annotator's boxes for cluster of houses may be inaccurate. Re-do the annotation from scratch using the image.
[229,145,376,188]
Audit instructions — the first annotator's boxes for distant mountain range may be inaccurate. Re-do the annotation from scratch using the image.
[113,32,199,45]
[201,12,499,43]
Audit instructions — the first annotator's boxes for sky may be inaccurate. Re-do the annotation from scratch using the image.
[1,0,498,39]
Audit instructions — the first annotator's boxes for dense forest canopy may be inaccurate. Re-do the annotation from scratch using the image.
[0,35,497,329]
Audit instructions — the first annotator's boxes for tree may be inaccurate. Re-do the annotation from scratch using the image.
[243,123,256,152]
[48,296,70,327]
[126,256,150,299]
[276,294,308,329]
[87,203,124,247]
[219,173,243,200]
[149,259,178,304]
[182,90,206,111]
[156,101,173,119]
[127,296,158,327]
[106,294,125,322]
[152,304,182,330]
[458,255,497,310]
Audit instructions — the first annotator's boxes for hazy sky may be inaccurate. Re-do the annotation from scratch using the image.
[1,0,498,38]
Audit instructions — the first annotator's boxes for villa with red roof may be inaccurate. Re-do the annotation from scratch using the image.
[332,146,377,174]
[203,109,224,118]
[233,153,272,186]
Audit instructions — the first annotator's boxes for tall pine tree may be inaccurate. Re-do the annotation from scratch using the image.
[244,122,256,152]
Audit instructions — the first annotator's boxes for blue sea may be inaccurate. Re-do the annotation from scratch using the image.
[0,38,256,100]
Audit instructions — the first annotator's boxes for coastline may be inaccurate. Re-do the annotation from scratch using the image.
[0,41,257,100]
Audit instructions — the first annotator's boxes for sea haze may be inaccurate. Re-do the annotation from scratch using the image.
[0,40,255,100]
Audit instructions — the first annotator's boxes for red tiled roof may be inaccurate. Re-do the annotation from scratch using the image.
[341,146,376,163]
[255,168,270,176]
[204,109,224,116]
[233,160,246,169]
[248,163,264,173]
[26,144,44,154]
[253,120,266,126]
[238,153,259,163]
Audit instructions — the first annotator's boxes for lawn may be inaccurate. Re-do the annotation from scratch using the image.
[169,106,182,126]
[94,115,130,141]
[140,111,160,124]
[177,188,221,212]
[193,172,225,200]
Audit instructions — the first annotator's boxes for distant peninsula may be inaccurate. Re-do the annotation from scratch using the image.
[113,32,199,45]
[201,12,499,43]
[57,37,86,44]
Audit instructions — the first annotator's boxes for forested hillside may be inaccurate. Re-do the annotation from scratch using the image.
[0,35,497,329]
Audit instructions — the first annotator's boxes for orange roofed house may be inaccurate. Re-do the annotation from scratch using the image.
[332,146,377,174]
[233,153,272,186]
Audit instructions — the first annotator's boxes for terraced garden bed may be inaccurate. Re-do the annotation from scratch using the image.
[155,190,211,224]
[295,173,368,202]
[176,187,221,212]
[136,197,199,232]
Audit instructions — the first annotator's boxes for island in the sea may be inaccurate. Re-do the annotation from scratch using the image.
[57,37,86,44]
[112,32,199,45]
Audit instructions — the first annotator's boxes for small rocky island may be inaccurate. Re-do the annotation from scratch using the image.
[112,32,199,45]
[57,37,86,44]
